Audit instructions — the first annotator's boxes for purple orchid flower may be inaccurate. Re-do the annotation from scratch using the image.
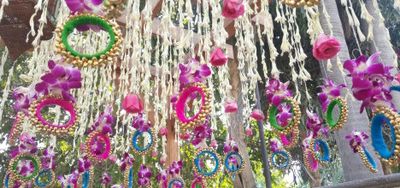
[87,107,114,135]
[269,138,281,153]
[168,160,183,177]
[12,86,37,114]
[101,172,112,185]
[276,104,292,127]
[58,170,79,187]
[156,170,168,188]
[78,156,91,173]
[265,77,292,106]
[41,146,56,170]
[90,137,106,155]
[191,121,212,146]
[35,60,82,102]
[345,131,369,153]
[120,152,134,171]
[318,79,346,112]
[343,52,395,113]
[132,113,151,132]
[65,0,104,14]
[16,159,35,177]
[178,57,211,90]
[11,132,38,158]
[223,139,239,154]
[138,165,152,187]
[306,110,327,138]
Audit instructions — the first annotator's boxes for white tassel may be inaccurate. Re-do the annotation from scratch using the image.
[395,0,400,11]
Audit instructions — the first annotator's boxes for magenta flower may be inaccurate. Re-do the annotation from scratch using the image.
[276,104,292,127]
[11,132,38,158]
[132,113,151,132]
[221,0,245,20]
[12,86,37,114]
[168,160,183,177]
[318,79,346,112]
[87,107,114,135]
[138,165,152,186]
[120,152,134,171]
[65,0,104,14]
[345,131,369,153]
[269,138,281,153]
[223,139,239,154]
[101,172,112,185]
[41,146,56,170]
[306,110,327,138]
[16,159,35,177]
[58,170,79,186]
[265,78,292,106]
[191,122,212,146]
[178,57,211,90]
[156,170,167,188]
[343,52,394,112]
[35,60,82,102]
[78,156,91,173]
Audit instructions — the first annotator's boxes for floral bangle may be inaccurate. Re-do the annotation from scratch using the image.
[175,83,211,131]
[78,168,94,188]
[356,146,378,173]
[224,151,245,178]
[270,150,291,169]
[326,97,348,130]
[124,166,134,188]
[8,112,24,145]
[85,131,111,162]
[279,128,299,149]
[268,97,301,134]
[35,169,55,187]
[303,150,319,172]
[55,13,122,67]
[168,177,185,188]
[29,95,79,136]
[9,154,41,183]
[132,129,155,155]
[309,138,331,163]
[193,148,220,179]
[371,106,400,165]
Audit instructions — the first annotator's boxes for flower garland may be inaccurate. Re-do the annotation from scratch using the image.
[269,139,291,169]
[85,131,111,162]
[345,131,378,173]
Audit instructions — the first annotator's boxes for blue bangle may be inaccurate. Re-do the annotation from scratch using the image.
[4,173,9,188]
[271,150,290,169]
[224,151,245,177]
[371,111,398,162]
[193,148,220,178]
[358,146,378,173]
[168,177,185,188]
[132,129,155,155]
[124,166,134,188]
[310,138,330,163]
[35,169,55,187]
[79,169,92,188]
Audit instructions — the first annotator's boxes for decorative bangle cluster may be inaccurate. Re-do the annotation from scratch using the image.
[34,169,55,188]
[279,128,299,149]
[281,0,320,7]
[168,177,185,188]
[271,150,291,169]
[124,166,134,188]
[55,13,122,67]
[85,131,111,162]
[8,154,41,183]
[132,129,156,155]
[193,148,220,179]
[104,0,126,19]
[268,97,301,134]
[326,97,348,131]
[29,95,79,136]
[370,106,400,165]
[224,151,245,178]
[175,83,211,131]
[309,138,331,164]
[356,146,378,173]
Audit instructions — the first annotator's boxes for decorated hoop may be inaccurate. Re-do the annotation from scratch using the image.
[85,131,111,162]
[124,166,134,188]
[356,146,378,173]
[303,150,319,172]
[175,83,211,130]
[279,128,299,149]
[9,154,41,183]
[281,0,320,7]
[270,150,291,169]
[193,148,220,178]
[309,138,331,163]
[326,97,348,130]
[131,129,155,155]
[370,106,400,165]
[34,169,55,187]
[29,95,79,136]
[168,177,185,188]
[268,97,301,134]
[78,168,94,188]
[224,151,245,177]
[8,112,24,145]
[190,178,206,188]
[55,13,122,67]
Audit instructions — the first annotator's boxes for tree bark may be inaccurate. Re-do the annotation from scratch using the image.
[318,0,384,181]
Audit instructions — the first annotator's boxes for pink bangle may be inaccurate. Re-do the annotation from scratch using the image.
[279,128,299,149]
[303,150,319,172]
[29,95,79,136]
[85,131,111,162]
[175,83,211,130]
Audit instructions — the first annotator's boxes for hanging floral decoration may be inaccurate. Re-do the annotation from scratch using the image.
[193,148,221,179]
[312,34,341,61]
[137,164,152,187]
[345,131,378,173]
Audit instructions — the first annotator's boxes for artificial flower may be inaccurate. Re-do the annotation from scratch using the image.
[122,94,143,114]
[158,126,168,137]
[210,48,228,66]
[178,57,211,90]
[224,100,238,113]
[132,113,151,132]
[78,156,91,173]
[138,164,152,186]
[12,86,37,114]
[265,78,292,106]
[345,131,369,153]
[101,172,112,186]
[250,109,265,121]
[87,106,114,135]
[312,34,341,61]
[318,79,346,112]
[306,110,328,138]
[120,152,134,171]
[245,127,253,136]
[191,122,212,146]
[222,0,245,19]
[168,160,183,176]
[223,139,239,154]
[276,104,292,127]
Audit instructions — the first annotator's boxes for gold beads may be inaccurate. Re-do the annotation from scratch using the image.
[356,146,378,173]
[281,0,320,7]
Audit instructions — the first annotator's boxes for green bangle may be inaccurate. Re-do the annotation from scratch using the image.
[55,13,122,67]
[326,97,348,130]
[268,97,301,133]
[9,154,41,182]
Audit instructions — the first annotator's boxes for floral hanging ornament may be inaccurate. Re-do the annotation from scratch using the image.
[178,57,211,90]
[312,34,341,61]
[250,109,264,121]
[210,48,228,67]
[86,106,114,135]
[305,110,328,138]
[345,131,377,173]
[122,94,143,114]
[224,100,238,113]
[222,0,245,19]
[138,164,152,187]
[12,86,37,115]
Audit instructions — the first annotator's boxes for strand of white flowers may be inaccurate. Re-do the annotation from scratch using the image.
[340,0,362,52]
[358,0,374,40]
[0,63,14,126]
[27,0,43,42]
[254,0,269,80]
[32,0,49,46]
[0,47,8,79]
[395,0,400,11]
[0,0,8,22]
[305,7,323,44]
[264,3,279,76]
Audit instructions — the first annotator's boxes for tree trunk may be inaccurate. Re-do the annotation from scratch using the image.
[318,0,384,181]
[227,49,256,188]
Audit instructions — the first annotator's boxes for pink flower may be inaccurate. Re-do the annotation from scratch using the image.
[179,132,191,141]
[276,104,292,127]
[250,109,264,121]
[160,154,167,165]
[158,127,168,137]
[222,0,245,19]
[151,150,158,158]
[122,94,143,114]
[245,127,253,136]
[210,140,218,148]
[265,78,292,106]
[312,34,341,61]
[210,48,228,66]
[224,100,238,113]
